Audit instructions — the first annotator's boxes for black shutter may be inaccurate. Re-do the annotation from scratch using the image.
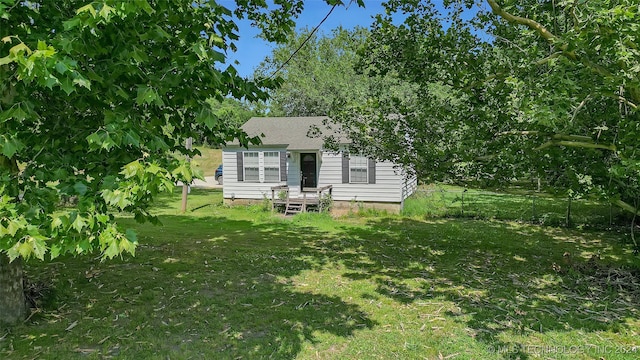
[342,152,350,184]
[236,152,243,181]
[280,151,287,181]
[368,158,376,184]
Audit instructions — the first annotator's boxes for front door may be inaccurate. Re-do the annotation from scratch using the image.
[300,153,317,189]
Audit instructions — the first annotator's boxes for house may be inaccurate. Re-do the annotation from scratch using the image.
[222,116,417,213]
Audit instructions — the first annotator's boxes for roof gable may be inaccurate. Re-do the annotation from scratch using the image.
[228,116,343,150]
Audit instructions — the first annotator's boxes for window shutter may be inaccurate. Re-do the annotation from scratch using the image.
[236,152,243,182]
[342,152,350,184]
[368,158,376,184]
[280,151,287,181]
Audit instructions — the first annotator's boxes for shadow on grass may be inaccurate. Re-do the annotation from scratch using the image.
[14,216,374,359]
[300,218,640,359]
[10,213,639,359]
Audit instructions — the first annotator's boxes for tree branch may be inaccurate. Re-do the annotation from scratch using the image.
[486,0,611,79]
[496,131,593,143]
[614,199,640,216]
[534,140,616,151]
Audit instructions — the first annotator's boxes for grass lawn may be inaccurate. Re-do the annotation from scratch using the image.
[403,184,629,229]
[2,189,640,359]
[192,146,222,177]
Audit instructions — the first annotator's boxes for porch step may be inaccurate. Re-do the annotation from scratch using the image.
[285,203,303,215]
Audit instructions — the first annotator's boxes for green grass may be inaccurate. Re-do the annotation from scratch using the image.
[192,146,222,177]
[2,189,640,359]
[403,184,630,229]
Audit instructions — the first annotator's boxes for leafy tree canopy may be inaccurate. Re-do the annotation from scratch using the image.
[0,0,357,262]
[256,26,417,118]
[334,0,639,218]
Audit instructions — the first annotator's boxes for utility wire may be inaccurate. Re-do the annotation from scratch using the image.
[267,4,338,79]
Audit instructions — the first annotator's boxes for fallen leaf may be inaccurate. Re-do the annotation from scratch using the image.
[65,320,78,331]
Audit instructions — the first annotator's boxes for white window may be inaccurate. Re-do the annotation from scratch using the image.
[243,152,259,182]
[263,151,280,183]
[349,155,368,183]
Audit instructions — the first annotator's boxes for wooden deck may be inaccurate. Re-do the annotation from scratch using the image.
[271,185,332,215]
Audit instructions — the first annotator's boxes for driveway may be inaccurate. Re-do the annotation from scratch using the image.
[178,176,222,189]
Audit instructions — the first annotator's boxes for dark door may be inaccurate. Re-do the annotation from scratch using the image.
[301,153,317,189]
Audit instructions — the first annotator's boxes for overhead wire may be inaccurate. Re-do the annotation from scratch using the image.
[266,3,339,79]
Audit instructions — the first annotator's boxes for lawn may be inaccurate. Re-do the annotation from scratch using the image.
[403,184,630,229]
[2,189,640,359]
[192,146,222,177]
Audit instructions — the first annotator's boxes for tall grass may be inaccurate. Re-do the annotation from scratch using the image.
[403,185,630,229]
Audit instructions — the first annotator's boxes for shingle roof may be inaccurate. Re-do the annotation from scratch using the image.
[227,116,345,150]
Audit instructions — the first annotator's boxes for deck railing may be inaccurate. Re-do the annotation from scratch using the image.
[270,185,333,213]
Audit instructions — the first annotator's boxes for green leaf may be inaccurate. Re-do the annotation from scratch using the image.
[63,18,82,30]
[6,243,21,262]
[73,182,88,195]
[98,4,115,20]
[50,244,61,260]
[29,236,48,260]
[123,130,141,147]
[76,4,97,17]
[60,77,75,95]
[138,0,155,15]
[0,55,12,65]
[96,213,110,223]
[55,61,70,75]
[172,163,193,182]
[71,215,87,232]
[6,219,23,237]
[125,229,137,243]
[86,131,116,151]
[115,87,130,99]
[1,135,25,158]
[11,241,33,259]
[195,107,218,129]
[122,160,143,179]
[44,74,59,89]
[73,77,91,90]
[9,42,31,56]
[104,239,119,259]
[136,86,158,105]
[76,238,91,254]
[51,216,63,230]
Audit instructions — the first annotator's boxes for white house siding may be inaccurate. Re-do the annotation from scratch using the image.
[223,148,414,206]
[318,152,403,203]
[401,171,418,202]
[222,147,288,200]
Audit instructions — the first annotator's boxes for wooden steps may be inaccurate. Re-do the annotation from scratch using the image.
[271,185,333,215]
[285,203,303,215]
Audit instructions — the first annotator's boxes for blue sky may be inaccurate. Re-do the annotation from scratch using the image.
[224,1,389,78]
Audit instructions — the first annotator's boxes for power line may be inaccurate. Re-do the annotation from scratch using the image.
[267,4,338,79]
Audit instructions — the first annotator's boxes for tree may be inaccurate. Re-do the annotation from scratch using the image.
[198,98,266,145]
[256,27,367,116]
[0,0,357,325]
[256,26,416,118]
[336,0,640,226]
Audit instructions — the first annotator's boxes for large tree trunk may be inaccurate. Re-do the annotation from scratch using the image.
[0,254,26,325]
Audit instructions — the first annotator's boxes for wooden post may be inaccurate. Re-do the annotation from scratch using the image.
[271,188,275,213]
[285,188,290,214]
[181,137,192,213]
[303,192,307,212]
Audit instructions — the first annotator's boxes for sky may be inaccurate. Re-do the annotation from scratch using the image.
[223,1,390,78]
